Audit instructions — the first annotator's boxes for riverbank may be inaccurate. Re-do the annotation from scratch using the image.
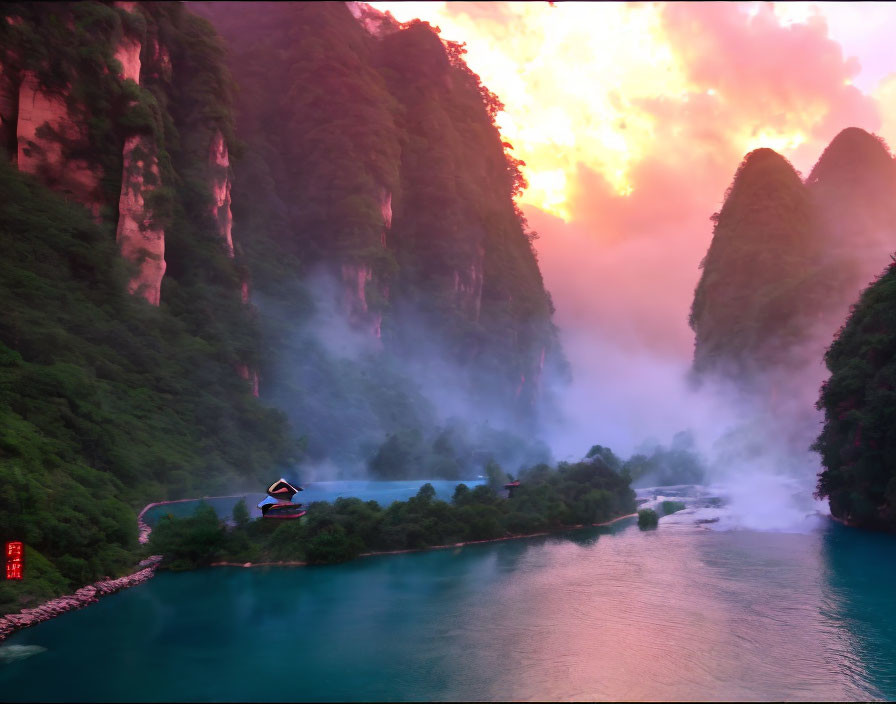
[137,495,249,544]
[208,512,638,569]
[0,556,163,642]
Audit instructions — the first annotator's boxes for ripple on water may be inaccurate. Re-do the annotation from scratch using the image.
[0,501,893,701]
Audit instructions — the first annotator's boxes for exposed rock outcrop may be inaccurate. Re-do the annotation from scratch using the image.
[341,262,383,338]
[16,72,104,218]
[338,187,392,338]
[209,128,234,256]
[380,188,392,244]
[237,363,260,397]
[116,134,166,305]
[113,33,142,83]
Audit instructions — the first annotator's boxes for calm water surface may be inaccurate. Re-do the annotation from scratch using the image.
[2,506,895,700]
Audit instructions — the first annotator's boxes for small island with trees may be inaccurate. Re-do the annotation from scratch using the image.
[149,453,640,569]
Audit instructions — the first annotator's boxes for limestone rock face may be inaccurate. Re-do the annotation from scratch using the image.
[116,134,166,305]
[209,129,234,256]
[341,262,382,338]
[114,34,142,83]
[337,188,393,337]
[453,243,484,322]
[16,72,104,217]
[380,188,392,243]
[237,363,260,397]
[145,38,172,82]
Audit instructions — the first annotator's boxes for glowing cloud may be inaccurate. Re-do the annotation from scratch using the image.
[371,1,877,227]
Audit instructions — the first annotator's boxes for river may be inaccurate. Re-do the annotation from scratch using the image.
[1,486,895,701]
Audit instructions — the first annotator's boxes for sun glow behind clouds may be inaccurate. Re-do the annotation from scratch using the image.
[370,1,833,221]
[372,1,690,218]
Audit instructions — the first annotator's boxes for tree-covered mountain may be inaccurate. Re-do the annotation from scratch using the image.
[0,0,568,611]
[0,1,297,613]
[689,128,896,530]
[689,147,821,385]
[690,129,896,395]
[814,261,896,530]
[192,2,566,473]
[806,127,896,329]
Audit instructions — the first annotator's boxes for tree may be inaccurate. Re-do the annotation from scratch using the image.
[485,459,508,492]
[232,498,250,528]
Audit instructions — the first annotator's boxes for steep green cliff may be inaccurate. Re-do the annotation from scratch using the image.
[0,0,568,611]
[691,129,896,394]
[689,128,896,529]
[689,147,820,384]
[814,261,896,530]
[0,2,294,614]
[806,127,896,329]
[194,2,564,472]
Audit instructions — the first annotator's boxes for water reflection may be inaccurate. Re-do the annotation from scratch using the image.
[821,522,896,700]
[457,523,882,701]
[2,517,895,701]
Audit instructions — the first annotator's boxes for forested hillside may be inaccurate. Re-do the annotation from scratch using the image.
[0,2,295,613]
[689,128,896,530]
[193,2,566,474]
[690,129,896,398]
[689,147,820,385]
[814,260,896,530]
[0,0,569,611]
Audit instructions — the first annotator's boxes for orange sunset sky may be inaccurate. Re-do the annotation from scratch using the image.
[370,1,896,362]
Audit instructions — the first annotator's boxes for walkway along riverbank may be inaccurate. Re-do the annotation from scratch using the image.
[137,494,249,544]
[0,495,242,641]
[0,556,163,642]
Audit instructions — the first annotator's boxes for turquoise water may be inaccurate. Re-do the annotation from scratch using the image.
[141,479,485,526]
[2,511,896,700]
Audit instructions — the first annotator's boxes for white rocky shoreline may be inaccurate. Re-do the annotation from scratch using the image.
[0,494,233,642]
[0,555,163,642]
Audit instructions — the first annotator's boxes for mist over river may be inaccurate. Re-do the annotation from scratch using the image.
[2,487,895,702]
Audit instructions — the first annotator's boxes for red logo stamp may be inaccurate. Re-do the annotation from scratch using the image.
[6,541,23,580]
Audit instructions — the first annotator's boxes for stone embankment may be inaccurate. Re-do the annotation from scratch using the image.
[137,494,249,544]
[0,556,162,642]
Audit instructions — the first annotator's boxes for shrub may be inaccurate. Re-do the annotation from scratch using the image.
[638,509,659,530]
[660,501,686,516]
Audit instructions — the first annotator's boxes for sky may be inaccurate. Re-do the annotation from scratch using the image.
[368,1,896,363]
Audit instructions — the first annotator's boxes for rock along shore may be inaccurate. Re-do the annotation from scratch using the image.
[0,555,163,642]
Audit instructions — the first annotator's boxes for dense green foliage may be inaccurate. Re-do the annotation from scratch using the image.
[149,454,637,568]
[814,262,896,530]
[637,509,659,530]
[0,3,294,614]
[660,501,686,516]
[0,1,570,613]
